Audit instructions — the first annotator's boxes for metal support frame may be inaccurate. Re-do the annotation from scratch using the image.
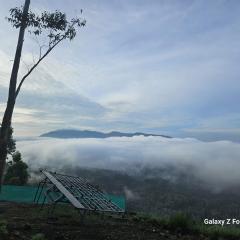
[33,177,47,204]
[33,170,125,219]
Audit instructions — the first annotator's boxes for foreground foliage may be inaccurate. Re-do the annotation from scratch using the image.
[1,202,240,240]
[4,151,29,185]
[133,212,240,240]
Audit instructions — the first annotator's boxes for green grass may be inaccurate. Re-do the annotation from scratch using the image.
[167,212,196,233]
[132,212,240,239]
[27,205,240,239]
[31,233,46,240]
[0,219,8,239]
[197,225,240,240]
[29,205,240,239]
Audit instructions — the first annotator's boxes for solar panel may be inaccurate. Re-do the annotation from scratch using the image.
[34,170,124,214]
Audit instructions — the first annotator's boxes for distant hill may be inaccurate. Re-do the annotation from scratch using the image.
[40,129,171,139]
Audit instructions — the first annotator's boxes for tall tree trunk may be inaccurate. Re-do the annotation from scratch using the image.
[0,0,30,186]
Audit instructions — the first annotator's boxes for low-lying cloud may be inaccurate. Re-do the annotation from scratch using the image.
[16,136,240,190]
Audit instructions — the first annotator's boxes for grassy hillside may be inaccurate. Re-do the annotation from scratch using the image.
[1,202,240,240]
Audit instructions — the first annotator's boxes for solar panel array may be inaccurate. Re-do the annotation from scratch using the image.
[40,170,124,213]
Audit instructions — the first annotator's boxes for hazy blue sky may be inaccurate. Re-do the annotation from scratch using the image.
[0,0,240,141]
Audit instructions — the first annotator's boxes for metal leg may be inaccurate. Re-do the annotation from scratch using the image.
[33,181,42,202]
[36,179,47,204]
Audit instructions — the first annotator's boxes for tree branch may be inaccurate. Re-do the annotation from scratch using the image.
[21,59,30,72]
[15,37,64,99]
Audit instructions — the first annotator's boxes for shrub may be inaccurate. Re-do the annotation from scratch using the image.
[31,233,46,240]
[167,212,194,233]
[4,151,29,185]
[0,219,8,239]
[201,226,240,240]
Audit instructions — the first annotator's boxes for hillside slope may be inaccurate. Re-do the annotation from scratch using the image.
[1,202,236,240]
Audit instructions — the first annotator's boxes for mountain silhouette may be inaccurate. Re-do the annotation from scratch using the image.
[40,129,171,139]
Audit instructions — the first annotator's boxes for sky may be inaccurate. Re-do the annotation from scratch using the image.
[0,0,240,141]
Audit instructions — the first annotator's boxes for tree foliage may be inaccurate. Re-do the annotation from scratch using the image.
[7,7,86,44]
[4,151,29,185]
[6,6,86,98]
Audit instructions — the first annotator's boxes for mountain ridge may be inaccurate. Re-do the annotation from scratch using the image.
[40,129,171,139]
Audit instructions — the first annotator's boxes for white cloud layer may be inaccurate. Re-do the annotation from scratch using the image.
[17,136,240,190]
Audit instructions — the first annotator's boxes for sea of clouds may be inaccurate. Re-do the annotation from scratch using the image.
[16,136,240,190]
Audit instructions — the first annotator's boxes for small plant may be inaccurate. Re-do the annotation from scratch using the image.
[31,233,46,240]
[0,219,8,238]
[130,212,168,229]
[167,212,194,233]
[200,225,240,240]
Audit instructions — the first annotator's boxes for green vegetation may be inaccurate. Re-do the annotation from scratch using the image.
[167,212,195,233]
[0,219,8,239]
[199,225,240,240]
[131,212,240,239]
[4,151,29,185]
[2,202,240,240]
[31,233,46,240]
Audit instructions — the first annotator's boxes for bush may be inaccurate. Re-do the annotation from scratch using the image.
[167,212,194,233]
[4,151,29,185]
[0,219,8,239]
[31,233,46,240]
[200,225,240,240]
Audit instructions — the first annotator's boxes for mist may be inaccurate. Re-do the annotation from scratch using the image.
[16,136,240,190]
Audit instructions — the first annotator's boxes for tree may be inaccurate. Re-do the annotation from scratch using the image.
[0,126,16,157]
[4,151,29,185]
[0,0,86,186]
